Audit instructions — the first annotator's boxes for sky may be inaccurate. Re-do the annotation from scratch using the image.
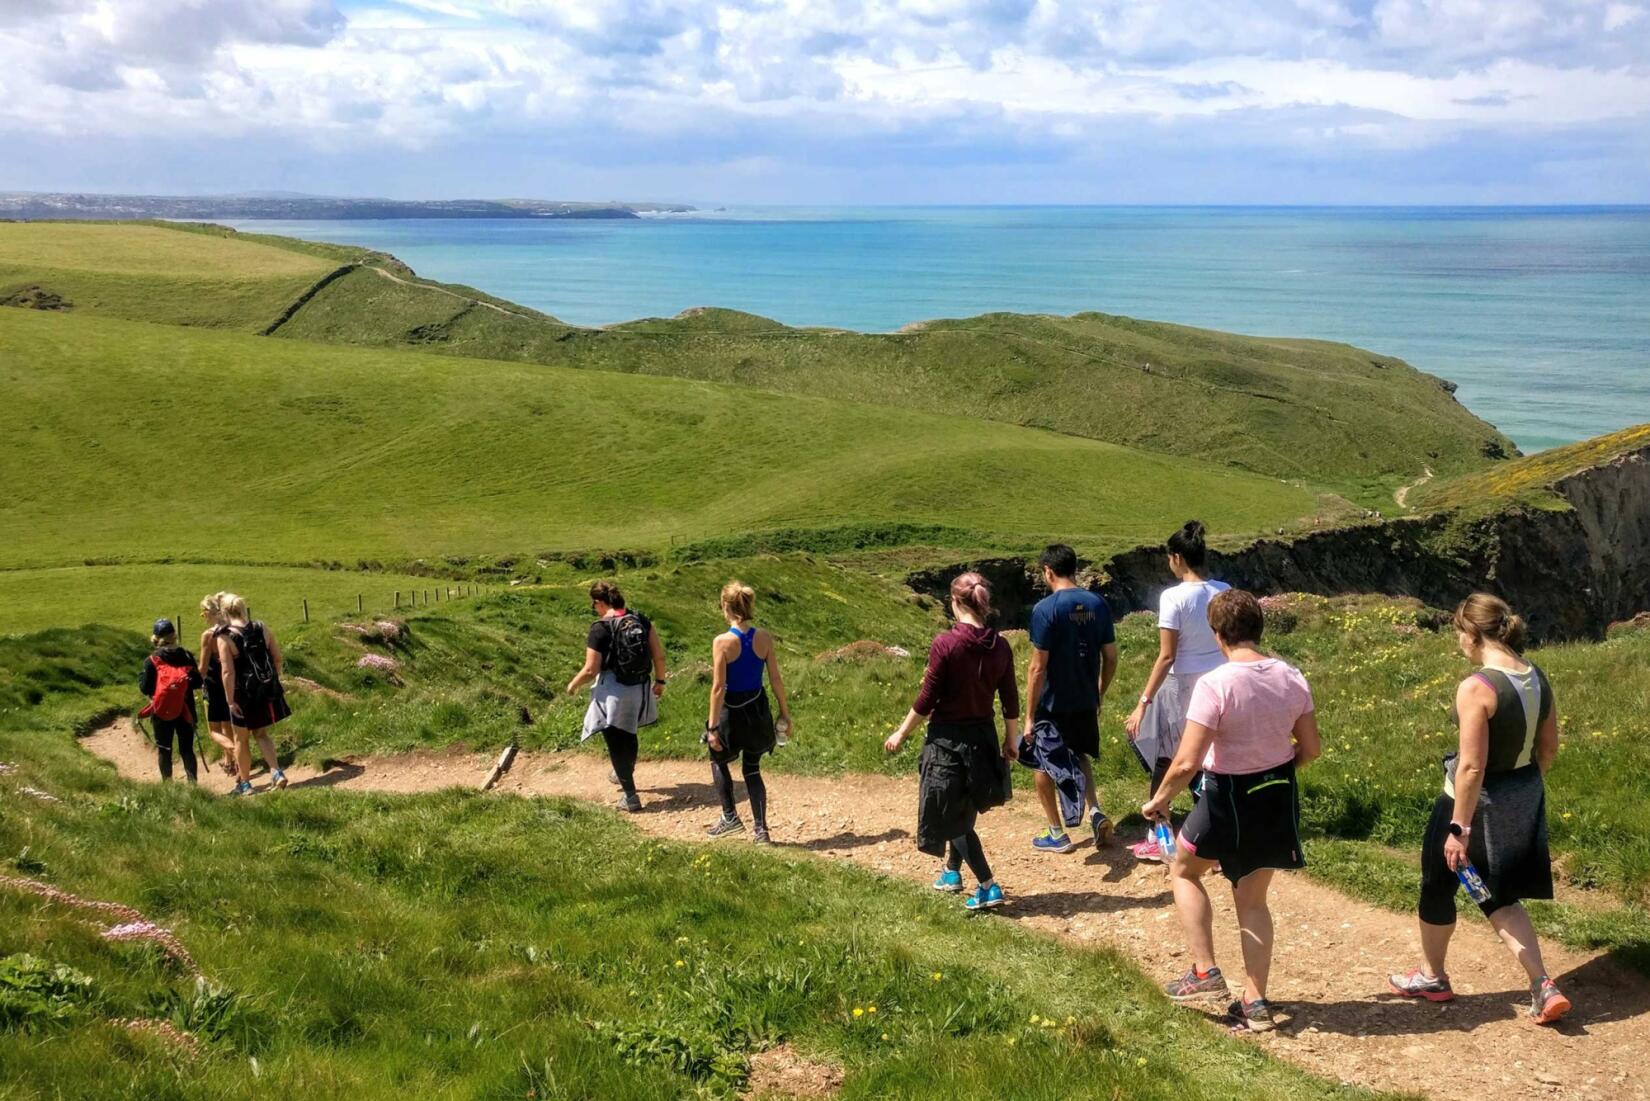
[2,0,1648,204]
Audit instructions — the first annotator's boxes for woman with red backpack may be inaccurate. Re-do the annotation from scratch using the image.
[138,617,203,784]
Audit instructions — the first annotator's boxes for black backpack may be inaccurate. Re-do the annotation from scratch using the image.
[233,622,281,705]
[607,612,652,686]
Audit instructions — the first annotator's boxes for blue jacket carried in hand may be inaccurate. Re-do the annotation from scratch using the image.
[1017,719,1087,829]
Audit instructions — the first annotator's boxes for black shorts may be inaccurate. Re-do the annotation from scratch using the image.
[1037,708,1099,759]
[204,677,231,724]
[1180,762,1304,885]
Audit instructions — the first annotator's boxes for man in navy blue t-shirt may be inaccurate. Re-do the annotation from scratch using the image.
[1023,543,1118,853]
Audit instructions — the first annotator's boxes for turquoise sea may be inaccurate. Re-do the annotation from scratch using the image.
[235,207,1650,452]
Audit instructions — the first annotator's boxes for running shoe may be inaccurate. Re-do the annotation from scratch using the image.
[608,769,622,786]
[229,781,254,798]
[752,827,772,845]
[272,769,289,790]
[1387,969,1454,1002]
[1529,977,1572,1025]
[707,814,745,838]
[1227,997,1276,1033]
[933,869,964,892]
[1131,836,1165,863]
[1164,966,1228,1001]
[1090,808,1113,848]
[616,793,642,813]
[964,883,1005,911]
[1032,828,1075,854]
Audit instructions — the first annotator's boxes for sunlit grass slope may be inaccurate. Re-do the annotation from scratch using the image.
[0,307,1323,584]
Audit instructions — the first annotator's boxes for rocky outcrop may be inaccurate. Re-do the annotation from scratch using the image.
[908,446,1650,643]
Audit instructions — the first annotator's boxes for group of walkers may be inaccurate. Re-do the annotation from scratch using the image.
[136,592,291,796]
[569,522,1571,1032]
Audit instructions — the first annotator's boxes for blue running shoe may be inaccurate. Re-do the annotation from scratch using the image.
[1032,827,1074,854]
[229,781,254,798]
[965,883,1005,912]
[933,869,964,892]
[1090,808,1113,848]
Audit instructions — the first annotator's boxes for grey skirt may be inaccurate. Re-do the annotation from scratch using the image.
[1131,671,1202,771]
[581,671,658,740]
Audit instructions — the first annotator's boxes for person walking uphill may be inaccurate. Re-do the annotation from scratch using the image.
[216,593,292,796]
[705,581,792,843]
[567,580,668,813]
[1143,589,1321,1033]
[1023,544,1117,853]
[138,618,202,784]
[885,572,1018,913]
[1124,521,1230,861]
[1388,594,1571,1025]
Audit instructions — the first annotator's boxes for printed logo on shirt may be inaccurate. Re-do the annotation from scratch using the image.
[1070,605,1094,625]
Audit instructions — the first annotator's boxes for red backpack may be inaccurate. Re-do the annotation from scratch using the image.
[141,657,192,721]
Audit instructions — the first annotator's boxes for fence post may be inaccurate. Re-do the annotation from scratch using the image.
[395,591,400,609]
[302,599,309,624]
[357,594,363,613]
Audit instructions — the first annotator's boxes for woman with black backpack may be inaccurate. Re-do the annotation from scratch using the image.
[567,580,668,813]
[138,617,203,784]
[215,592,292,796]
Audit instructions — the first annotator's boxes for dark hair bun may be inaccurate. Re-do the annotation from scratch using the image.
[1166,520,1209,569]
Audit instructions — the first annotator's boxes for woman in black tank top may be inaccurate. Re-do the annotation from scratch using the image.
[1387,594,1570,1025]
[198,594,241,782]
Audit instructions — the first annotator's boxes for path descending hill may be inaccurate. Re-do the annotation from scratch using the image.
[84,719,1650,1101]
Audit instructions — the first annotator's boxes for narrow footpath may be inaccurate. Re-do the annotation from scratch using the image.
[84,720,1649,1100]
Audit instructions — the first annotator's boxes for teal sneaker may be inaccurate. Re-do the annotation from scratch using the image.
[229,781,254,798]
[1032,828,1074,854]
[933,869,964,892]
[965,883,1005,912]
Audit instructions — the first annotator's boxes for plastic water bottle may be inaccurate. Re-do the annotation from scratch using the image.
[1457,863,1491,905]
[774,717,790,749]
[1153,821,1177,861]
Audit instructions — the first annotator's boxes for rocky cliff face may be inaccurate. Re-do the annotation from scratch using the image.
[908,446,1650,643]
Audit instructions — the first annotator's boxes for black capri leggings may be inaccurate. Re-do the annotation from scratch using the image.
[601,728,638,797]
[944,813,993,883]
[153,718,198,783]
[712,749,768,830]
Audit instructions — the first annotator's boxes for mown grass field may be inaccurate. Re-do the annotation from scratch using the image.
[0,306,1330,596]
[0,220,1513,490]
[0,638,1392,1101]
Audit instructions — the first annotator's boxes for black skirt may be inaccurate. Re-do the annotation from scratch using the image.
[710,687,775,764]
[1180,763,1305,885]
[1422,764,1553,915]
[204,675,231,724]
[234,688,292,730]
[915,718,1010,857]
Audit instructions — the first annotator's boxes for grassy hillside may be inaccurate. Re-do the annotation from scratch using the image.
[0,306,1328,591]
[1415,422,1650,513]
[0,220,1513,490]
[0,639,1391,1100]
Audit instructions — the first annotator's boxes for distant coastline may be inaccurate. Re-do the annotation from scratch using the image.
[0,192,694,221]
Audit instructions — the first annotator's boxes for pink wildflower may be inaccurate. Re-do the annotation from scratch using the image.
[356,653,399,673]
[102,921,200,974]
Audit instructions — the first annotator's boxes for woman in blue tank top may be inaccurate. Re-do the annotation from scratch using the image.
[705,580,792,843]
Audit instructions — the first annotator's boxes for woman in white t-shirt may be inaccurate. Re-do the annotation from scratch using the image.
[1124,520,1230,862]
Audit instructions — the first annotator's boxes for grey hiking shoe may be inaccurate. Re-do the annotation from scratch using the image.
[1530,977,1572,1025]
[707,815,745,839]
[1388,969,1454,1002]
[1164,966,1229,1001]
[1227,997,1276,1033]
[752,827,771,845]
[616,793,642,813]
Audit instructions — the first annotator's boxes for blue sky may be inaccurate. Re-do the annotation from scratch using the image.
[2,0,1647,204]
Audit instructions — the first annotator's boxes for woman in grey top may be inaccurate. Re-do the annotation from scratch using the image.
[1388,593,1569,1025]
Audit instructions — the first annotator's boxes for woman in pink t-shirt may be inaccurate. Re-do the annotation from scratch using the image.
[1141,589,1321,1033]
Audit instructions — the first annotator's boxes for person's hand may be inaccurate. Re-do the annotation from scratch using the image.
[707,731,723,752]
[1021,714,1036,742]
[653,680,667,698]
[884,731,905,754]
[1002,733,1019,761]
[1124,704,1144,740]
[230,702,244,722]
[1444,833,1469,873]
[1141,795,1170,823]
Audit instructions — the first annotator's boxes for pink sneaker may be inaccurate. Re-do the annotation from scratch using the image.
[1131,837,1165,863]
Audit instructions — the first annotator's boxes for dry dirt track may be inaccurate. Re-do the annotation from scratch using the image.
[84,719,1650,1100]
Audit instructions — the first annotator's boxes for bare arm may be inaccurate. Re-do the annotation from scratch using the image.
[886,708,924,752]
[649,626,668,697]
[1292,711,1322,766]
[762,632,791,724]
[1021,647,1049,737]
[264,625,283,678]
[707,635,732,748]
[1535,701,1559,774]
[198,630,215,672]
[1142,719,1216,819]
[216,634,239,712]
[1099,641,1118,701]
[1125,629,1177,738]
[1445,678,1493,870]
[565,648,603,696]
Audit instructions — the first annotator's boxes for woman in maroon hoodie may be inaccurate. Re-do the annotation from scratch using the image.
[885,572,1020,912]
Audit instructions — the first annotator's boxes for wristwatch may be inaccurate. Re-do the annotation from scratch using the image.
[1448,822,1472,839]
[1138,694,1152,707]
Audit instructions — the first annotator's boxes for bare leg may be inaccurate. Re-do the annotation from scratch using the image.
[1488,905,1549,984]
[1034,771,1063,831]
[1077,754,1102,814]
[1232,870,1276,1002]
[251,727,280,773]
[1419,920,1455,979]
[233,726,253,782]
[1170,851,1221,973]
[207,722,239,779]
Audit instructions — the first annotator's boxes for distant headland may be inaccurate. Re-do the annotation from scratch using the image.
[0,192,695,221]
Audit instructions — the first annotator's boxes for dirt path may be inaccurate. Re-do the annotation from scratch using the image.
[84,720,1647,1100]
[364,264,532,319]
[1396,466,1435,509]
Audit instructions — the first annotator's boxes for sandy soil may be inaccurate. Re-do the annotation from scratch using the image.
[83,719,1650,1100]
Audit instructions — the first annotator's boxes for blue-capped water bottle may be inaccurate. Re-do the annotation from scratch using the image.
[1456,863,1491,905]
[1153,821,1177,862]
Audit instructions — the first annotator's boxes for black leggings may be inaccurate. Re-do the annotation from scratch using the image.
[601,728,638,796]
[154,718,198,782]
[944,816,993,883]
[711,749,768,830]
